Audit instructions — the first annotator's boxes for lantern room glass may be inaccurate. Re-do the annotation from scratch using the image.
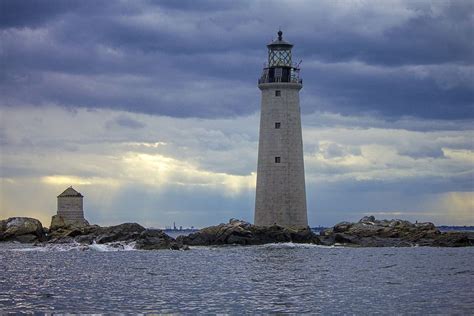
[268,49,292,67]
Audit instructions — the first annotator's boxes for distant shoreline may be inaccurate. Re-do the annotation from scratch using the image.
[437,226,474,232]
[162,228,199,233]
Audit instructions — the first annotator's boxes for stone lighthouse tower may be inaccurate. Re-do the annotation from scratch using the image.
[254,30,308,228]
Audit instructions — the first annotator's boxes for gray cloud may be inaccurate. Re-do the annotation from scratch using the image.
[0,0,472,120]
[397,145,444,159]
[1,106,472,226]
[106,115,146,129]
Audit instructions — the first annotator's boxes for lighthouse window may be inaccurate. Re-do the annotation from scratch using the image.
[275,122,281,129]
[275,90,281,96]
[275,157,281,163]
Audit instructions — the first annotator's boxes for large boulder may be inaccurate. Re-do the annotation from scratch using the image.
[333,222,353,233]
[177,219,320,246]
[94,223,146,244]
[0,217,46,242]
[135,229,181,250]
[50,214,89,231]
[48,224,101,244]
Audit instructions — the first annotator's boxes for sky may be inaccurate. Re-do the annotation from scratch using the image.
[0,0,473,228]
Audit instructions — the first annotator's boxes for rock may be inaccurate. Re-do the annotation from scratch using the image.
[0,220,6,234]
[74,234,97,244]
[46,222,188,250]
[95,223,146,244]
[50,214,67,230]
[46,223,143,245]
[47,224,100,243]
[15,234,39,243]
[50,214,89,231]
[135,229,177,250]
[333,221,353,233]
[319,216,472,247]
[431,232,474,247]
[334,233,357,244]
[320,228,333,236]
[0,217,46,242]
[5,215,470,248]
[229,218,251,228]
[177,219,320,246]
[359,215,375,223]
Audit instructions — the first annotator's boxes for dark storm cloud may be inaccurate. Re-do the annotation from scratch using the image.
[0,0,472,120]
[0,0,79,28]
[301,62,473,119]
[296,1,474,66]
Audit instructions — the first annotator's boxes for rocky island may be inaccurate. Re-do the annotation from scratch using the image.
[1,216,472,249]
[318,216,473,247]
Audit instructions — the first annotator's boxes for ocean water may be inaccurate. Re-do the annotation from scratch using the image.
[1,243,473,314]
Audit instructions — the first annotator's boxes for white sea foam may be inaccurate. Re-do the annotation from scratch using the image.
[8,241,138,252]
[261,242,339,249]
[11,246,49,252]
[88,241,137,252]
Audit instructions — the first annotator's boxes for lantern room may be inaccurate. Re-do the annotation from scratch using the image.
[259,30,302,85]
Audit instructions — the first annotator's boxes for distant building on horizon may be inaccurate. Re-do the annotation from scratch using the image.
[51,186,89,228]
[254,30,308,228]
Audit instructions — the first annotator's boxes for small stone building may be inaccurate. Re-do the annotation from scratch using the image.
[51,186,89,229]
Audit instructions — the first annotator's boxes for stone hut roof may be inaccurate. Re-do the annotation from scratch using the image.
[57,186,83,198]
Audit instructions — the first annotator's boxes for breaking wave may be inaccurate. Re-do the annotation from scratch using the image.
[8,241,137,252]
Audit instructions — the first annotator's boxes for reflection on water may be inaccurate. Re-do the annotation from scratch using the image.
[1,243,473,314]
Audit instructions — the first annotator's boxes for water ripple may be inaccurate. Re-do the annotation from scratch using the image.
[0,243,473,313]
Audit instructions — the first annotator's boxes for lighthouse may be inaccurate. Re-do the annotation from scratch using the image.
[254,30,308,228]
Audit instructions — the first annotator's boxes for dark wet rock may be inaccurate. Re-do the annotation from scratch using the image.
[430,232,474,247]
[359,215,375,223]
[135,229,179,250]
[333,222,353,233]
[46,222,187,250]
[320,216,473,247]
[47,224,101,243]
[74,233,97,244]
[0,217,46,242]
[4,215,471,248]
[15,234,39,243]
[48,222,145,244]
[177,219,320,246]
[95,223,146,244]
[319,228,333,237]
